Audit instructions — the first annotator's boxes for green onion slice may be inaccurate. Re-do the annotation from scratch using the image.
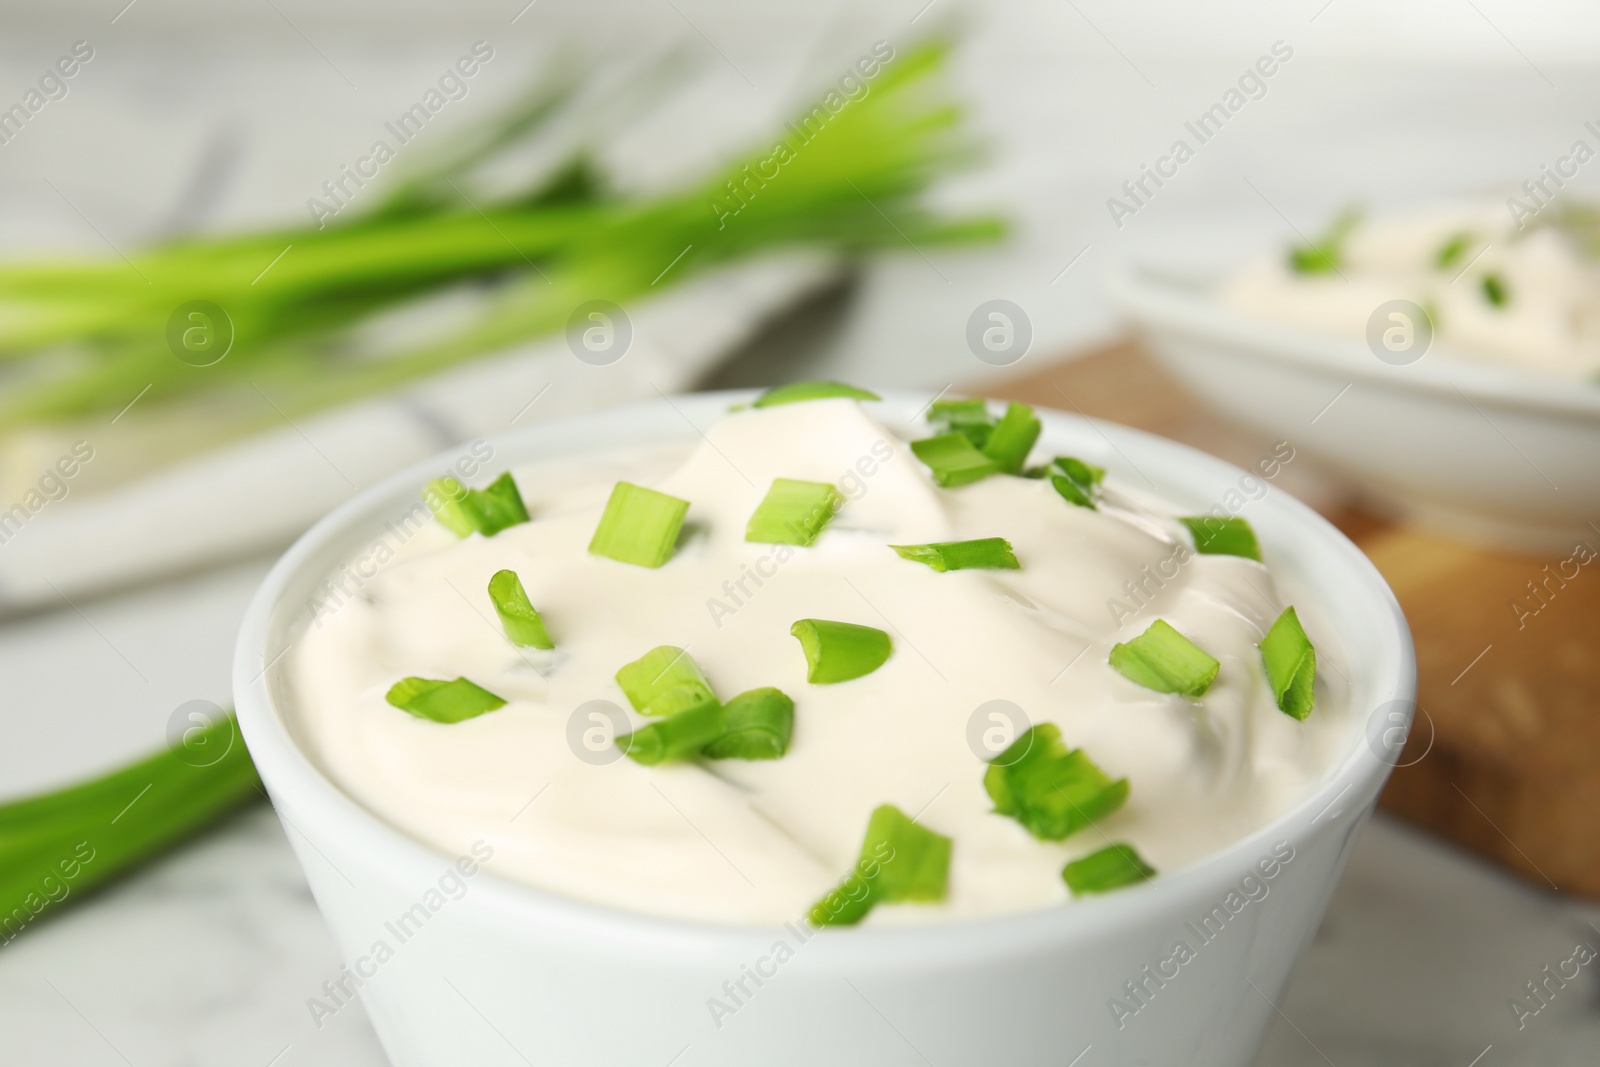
[1435,232,1471,269]
[1260,606,1316,721]
[1288,206,1360,274]
[808,803,951,926]
[1032,455,1105,509]
[424,477,477,537]
[618,696,726,766]
[928,397,994,447]
[753,382,881,408]
[702,687,795,760]
[980,402,1040,474]
[984,723,1128,840]
[910,433,1001,488]
[487,569,554,649]
[1062,843,1157,896]
[615,646,714,715]
[1109,619,1220,697]
[790,619,893,684]
[1179,516,1263,562]
[1482,273,1509,307]
[588,481,689,568]
[746,478,843,546]
[424,472,530,538]
[385,677,507,723]
[889,537,1020,572]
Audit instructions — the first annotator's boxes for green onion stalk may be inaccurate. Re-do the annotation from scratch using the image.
[0,714,260,944]
[0,41,1001,443]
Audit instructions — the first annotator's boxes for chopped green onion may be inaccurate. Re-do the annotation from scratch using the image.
[753,382,880,408]
[476,473,532,534]
[617,696,726,765]
[588,481,689,568]
[487,569,554,649]
[424,477,477,537]
[980,402,1040,474]
[1109,619,1220,697]
[424,472,531,538]
[1482,273,1509,307]
[790,619,893,684]
[1435,232,1471,269]
[702,687,794,760]
[1040,455,1105,509]
[1288,206,1360,274]
[984,723,1128,840]
[1062,843,1157,896]
[745,478,843,546]
[385,677,507,723]
[1260,606,1316,721]
[615,646,714,715]
[645,683,718,719]
[929,397,989,425]
[910,432,1001,487]
[928,397,993,447]
[1179,516,1263,562]
[889,537,1020,572]
[808,803,951,926]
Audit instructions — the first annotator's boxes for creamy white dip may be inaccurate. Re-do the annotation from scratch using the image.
[289,399,1351,925]
[1222,201,1600,381]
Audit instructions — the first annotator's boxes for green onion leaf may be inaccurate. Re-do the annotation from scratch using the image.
[423,472,530,538]
[790,619,893,684]
[1260,606,1316,721]
[1482,273,1509,307]
[753,382,880,408]
[1109,619,1220,697]
[615,646,714,715]
[617,695,726,765]
[928,397,994,447]
[808,803,951,926]
[1062,843,1157,896]
[910,432,1001,488]
[702,687,795,760]
[984,723,1128,840]
[1179,516,1263,562]
[980,402,1040,474]
[385,677,507,723]
[487,569,554,649]
[588,481,690,568]
[889,537,1020,572]
[745,478,843,546]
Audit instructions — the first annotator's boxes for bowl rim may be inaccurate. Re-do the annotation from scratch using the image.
[233,388,1417,963]
[1108,263,1600,419]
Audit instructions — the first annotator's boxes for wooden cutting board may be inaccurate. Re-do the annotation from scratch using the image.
[992,341,1600,898]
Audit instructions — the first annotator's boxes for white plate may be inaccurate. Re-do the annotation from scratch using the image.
[1110,265,1600,552]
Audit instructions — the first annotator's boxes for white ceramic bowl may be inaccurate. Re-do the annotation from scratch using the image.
[1111,266,1600,552]
[234,391,1415,1067]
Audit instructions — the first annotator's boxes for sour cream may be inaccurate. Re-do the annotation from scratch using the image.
[288,399,1350,925]
[1222,201,1600,381]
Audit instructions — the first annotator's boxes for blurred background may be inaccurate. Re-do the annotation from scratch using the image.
[2,2,1598,1064]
